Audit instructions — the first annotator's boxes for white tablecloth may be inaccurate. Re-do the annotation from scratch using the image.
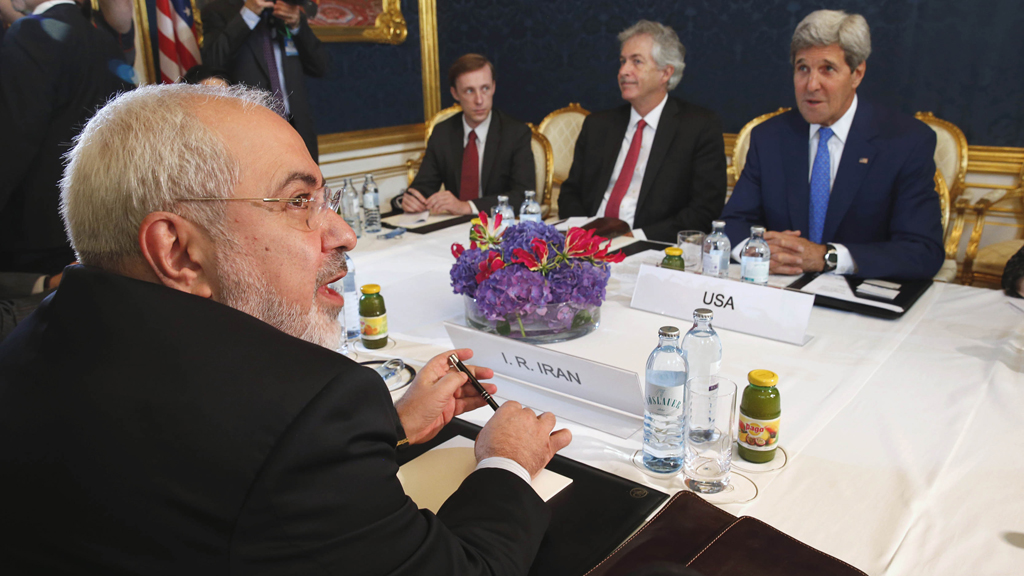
[349,223,1024,576]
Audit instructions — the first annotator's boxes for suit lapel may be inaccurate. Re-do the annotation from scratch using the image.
[480,111,501,195]
[593,106,631,214]
[449,113,466,197]
[823,100,876,242]
[248,20,273,84]
[636,97,679,214]
[784,112,811,233]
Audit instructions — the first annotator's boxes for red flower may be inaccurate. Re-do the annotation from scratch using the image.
[564,227,602,259]
[470,211,503,250]
[593,239,626,263]
[475,251,505,283]
[512,238,554,272]
[451,243,465,259]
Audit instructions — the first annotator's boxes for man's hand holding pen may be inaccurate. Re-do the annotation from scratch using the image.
[393,348,572,478]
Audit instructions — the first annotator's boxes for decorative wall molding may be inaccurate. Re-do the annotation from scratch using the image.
[319,124,425,156]
[418,0,441,122]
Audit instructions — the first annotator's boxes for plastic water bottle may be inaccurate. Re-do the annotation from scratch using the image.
[643,326,688,474]
[519,190,542,223]
[342,178,362,238]
[492,195,516,229]
[682,308,722,441]
[702,220,731,278]
[741,226,770,285]
[362,174,382,233]
[340,253,360,342]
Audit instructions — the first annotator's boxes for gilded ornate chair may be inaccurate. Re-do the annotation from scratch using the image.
[955,162,1024,285]
[932,170,959,282]
[406,104,463,184]
[731,108,790,186]
[526,124,554,217]
[914,112,969,202]
[538,103,590,217]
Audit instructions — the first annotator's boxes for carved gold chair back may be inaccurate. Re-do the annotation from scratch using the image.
[731,108,790,185]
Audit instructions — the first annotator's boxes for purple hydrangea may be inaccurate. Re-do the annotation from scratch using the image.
[547,261,610,307]
[450,247,488,298]
[474,265,551,320]
[500,221,565,261]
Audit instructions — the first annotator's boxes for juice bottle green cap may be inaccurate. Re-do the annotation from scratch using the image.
[360,284,381,295]
[664,246,683,257]
[748,369,778,388]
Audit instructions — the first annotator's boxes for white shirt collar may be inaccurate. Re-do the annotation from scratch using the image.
[463,110,492,145]
[809,94,858,145]
[629,93,669,132]
[33,0,75,15]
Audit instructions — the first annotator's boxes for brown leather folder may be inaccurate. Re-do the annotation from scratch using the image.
[585,491,867,576]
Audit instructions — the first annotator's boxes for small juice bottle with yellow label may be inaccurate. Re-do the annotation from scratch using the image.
[661,247,686,271]
[738,369,781,463]
[359,284,388,349]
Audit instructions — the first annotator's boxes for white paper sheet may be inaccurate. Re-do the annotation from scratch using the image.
[554,216,598,232]
[396,436,573,514]
[381,212,460,230]
[801,274,904,313]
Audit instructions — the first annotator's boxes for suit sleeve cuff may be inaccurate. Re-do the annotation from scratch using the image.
[831,243,856,275]
[731,239,747,263]
[631,228,647,241]
[475,457,531,485]
[31,275,47,295]
[467,200,478,215]
[240,7,260,29]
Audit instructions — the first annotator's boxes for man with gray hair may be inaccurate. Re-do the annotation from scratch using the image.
[0,84,571,574]
[721,9,943,280]
[558,19,726,242]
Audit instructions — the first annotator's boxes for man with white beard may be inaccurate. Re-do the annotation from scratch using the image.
[0,84,571,575]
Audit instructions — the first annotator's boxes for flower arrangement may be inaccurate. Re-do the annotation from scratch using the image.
[450,212,625,341]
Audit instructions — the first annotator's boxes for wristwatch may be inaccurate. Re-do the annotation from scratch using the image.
[823,244,838,272]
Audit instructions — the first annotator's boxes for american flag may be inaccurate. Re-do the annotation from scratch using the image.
[156,0,201,83]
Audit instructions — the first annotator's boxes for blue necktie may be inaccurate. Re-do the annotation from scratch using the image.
[809,127,833,244]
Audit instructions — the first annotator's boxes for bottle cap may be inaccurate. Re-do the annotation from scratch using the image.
[497,195,509,202]
[694,308,713,320]
[525,190,536,198]
[748,369,778,388]
[658,326,679,338]
[664,246,683,256]
[712,219,725,227]
[751,225,766,234]
[360,284,381,295]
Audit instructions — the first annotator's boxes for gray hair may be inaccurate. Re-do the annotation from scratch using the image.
[790,10,871,71]
[618,20,686,91]
[60,83,279,271]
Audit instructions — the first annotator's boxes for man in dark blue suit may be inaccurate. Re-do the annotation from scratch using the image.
[721,9,943,280]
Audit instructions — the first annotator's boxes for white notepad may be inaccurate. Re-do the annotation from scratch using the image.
[396,436,573,514]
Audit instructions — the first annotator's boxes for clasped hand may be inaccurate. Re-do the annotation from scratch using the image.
[244,0,302,28]
[402,188,473,215]
[764,230,827,275]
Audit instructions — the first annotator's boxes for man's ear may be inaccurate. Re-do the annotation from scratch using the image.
[450,85,460,102]
[661,65,675,89]
[138,212,215,298]
[851,61,866,89]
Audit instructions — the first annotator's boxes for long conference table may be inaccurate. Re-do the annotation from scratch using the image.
[350,219,1024,576]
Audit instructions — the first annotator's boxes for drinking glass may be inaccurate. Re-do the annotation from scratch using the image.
[684,376,737,494]
[677,230,706,272]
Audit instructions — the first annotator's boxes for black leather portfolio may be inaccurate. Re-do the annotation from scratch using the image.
[395,418,669,576]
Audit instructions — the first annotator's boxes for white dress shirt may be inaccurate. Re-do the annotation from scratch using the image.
[732,95,860,275]
[461,111,492,213]
[241,7,301,115]
[597,94,669,240]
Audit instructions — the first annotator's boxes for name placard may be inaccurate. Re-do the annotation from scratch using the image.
[445,323,645,437]
[630,264,814,345]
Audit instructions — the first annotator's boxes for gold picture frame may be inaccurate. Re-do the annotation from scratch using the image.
[309,0,407,44]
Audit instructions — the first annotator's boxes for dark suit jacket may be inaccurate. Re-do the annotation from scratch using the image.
[0,5,133,275]
[1003,244,1024,297]
[557,96,727,242]
[0,266,549,574]
[721,100,944,280]
[201,0,328,162]
[410,109,535,214]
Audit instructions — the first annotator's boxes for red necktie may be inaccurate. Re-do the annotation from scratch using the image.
[604,119,646,220]
[460,130,479,201]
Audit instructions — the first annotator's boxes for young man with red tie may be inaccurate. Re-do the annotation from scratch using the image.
[403,54,535,216]
[557,20,726,242]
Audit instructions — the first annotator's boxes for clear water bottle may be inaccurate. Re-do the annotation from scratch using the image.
[519,190,542,223]
[741,225,770,285]
[342,178,362,238]
[702,220,731,278]
[491,194,516,230]
[683,308,722,441]
[362,174,382,233]
[326,253,359,355]
[643,326,688,474]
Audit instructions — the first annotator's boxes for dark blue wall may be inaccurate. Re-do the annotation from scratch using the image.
[308,0,1024,146]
